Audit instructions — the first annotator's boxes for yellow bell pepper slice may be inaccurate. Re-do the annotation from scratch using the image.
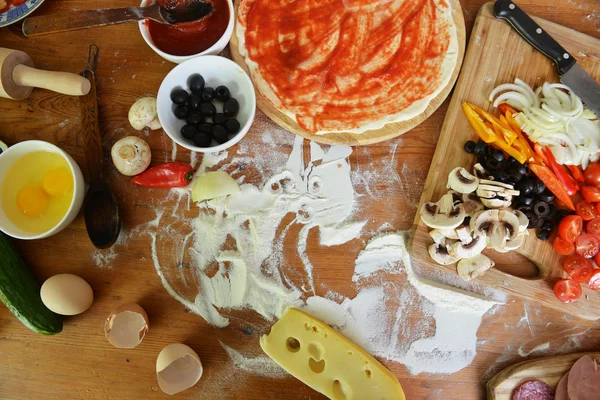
[468,103,518,145]
[462,102,497,143]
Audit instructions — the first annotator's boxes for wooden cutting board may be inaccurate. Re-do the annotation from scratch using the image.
[408,3,600,319]
[487,352,600,399]
[229,0,466,146]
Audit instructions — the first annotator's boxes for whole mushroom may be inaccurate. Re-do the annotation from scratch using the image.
[129,97,161,131]
[111,136,152,176]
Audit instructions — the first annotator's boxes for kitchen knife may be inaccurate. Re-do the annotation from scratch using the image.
[494,0,600,116]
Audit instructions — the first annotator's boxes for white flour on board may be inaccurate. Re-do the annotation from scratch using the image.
[148,134,503,376]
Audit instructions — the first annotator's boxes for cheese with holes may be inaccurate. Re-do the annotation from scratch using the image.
[260,308,405,400]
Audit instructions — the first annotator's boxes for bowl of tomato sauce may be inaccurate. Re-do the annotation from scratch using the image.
[139,0,234,63]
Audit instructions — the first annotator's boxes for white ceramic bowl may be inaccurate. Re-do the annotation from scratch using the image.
[0,141,85,240]
[157,55,256,153]
[138,0,235,64]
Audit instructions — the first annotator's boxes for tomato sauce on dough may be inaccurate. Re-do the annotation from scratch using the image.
[146,0,229,56]
[238,0,455,133]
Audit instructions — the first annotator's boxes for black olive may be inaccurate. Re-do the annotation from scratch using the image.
[517,205,531,213]
[224,118,241,134]
[485,156,503,171]
[534,201,550,218]
[464,140,476,154]
[507,169,524,183]
[495,171,509,183]
[223,98,240,117]
[484,144,493,155]
[212,124,229,144]
[215,85,231,102]
[187,113,203,125]
[523,164,530,175]
[508,157,520,167]
[170,88,189,105]
[189,74,205,93]
[173,105,190,119]
[213,113,227,125]
[518,179,534,196]
[525,212,538,229]
[536,230,550,241]
[534,180,546,195]
[200,102,216,117]
[516,165,527,176]
[197,123,213,135]
[548,204,557,217]
[187,94,202,111]
[492,149,505,162]
[538,190,556,203]
[192,132,212,147]
[201,87,215,102]
[474,141,487,156]
[541,219,554,232]
[181,124,197,139]
[519,196,534,206]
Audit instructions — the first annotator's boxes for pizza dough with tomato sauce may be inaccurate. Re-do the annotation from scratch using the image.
[236,0,459,134]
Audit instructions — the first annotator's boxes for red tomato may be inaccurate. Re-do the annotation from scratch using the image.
[586,217,600,238]
[594,252,600,267]
[558,215,583,243]
[584,162,600,186]
[596,202,600,216]
[576,200,598,221]
[581,186,600,202]
[553,279,583,303]
[553,237,575,255]
[563,254,594,282]
[576,234,600,258]
[589,270,600,290]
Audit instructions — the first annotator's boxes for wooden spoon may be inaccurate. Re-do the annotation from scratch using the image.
[80,45,121,249]
[22,1,213,37]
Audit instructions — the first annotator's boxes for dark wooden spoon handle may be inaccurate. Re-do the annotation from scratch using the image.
[80,68,102,182]
[22,5,164,37]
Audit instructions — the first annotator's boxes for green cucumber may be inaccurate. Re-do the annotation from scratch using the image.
[0,233,62,335]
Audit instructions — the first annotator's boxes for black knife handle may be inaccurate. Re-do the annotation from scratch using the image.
[494,0,576,75]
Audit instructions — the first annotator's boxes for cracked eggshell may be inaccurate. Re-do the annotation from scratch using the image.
[157,344,203,395]
[104,303,149,349]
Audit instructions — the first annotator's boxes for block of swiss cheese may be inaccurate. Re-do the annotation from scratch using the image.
[260,307,406,400]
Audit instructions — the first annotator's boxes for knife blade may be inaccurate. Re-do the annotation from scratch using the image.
[494,0,600,116]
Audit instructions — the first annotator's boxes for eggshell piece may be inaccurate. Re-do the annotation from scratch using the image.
[40,274,93,316]
[156,344,203,395]
[104,303,149,349]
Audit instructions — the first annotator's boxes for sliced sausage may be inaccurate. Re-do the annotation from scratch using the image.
[511,380,554,400]
[555,372,570,400]
[568,355,600,400]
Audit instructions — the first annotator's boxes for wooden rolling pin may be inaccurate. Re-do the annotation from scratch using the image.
[0,48,91,100]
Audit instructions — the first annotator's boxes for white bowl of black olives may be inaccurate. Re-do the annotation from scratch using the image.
[156,55,256,153]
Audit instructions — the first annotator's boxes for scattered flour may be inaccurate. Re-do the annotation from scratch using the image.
[219,341,288,378]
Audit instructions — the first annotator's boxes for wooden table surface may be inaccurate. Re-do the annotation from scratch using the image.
[0,1,599,399]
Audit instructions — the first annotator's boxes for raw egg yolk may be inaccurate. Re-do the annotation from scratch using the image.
[42,168,73,196]
[16,185,49,217]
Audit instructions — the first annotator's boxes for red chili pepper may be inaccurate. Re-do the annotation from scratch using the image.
[543,147,579,196]
[131,162,193,188]
[567,165,585,184]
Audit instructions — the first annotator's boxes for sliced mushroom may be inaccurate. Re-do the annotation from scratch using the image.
[420,193,466,230]
[455,226,473,244]
[457,254,495,281]
[477,180,520,209]
[494,233,526,253]
[462,193,485,216]
[473,163,493,180]
[447,190,463,206]
[447,167,479,194]
[452,235,487,259]
[429,229,447,244]
[473,210,520,251]
[428,242,460,265]
[506,208,529,233]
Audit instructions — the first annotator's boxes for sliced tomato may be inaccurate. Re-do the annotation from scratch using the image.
[553,237,575,255]
[563,254,594,282]
[594,252,600,267]
[587,217,600,238]
[558,215,583,243]
[576,234,600,258]
[589,270,600,290]
[581,186,600,202]
[553,279,583,303]
[576,200,598,221]
[584,162,600,186]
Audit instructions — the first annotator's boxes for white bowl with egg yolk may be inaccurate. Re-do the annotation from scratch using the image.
[0,141,85,240]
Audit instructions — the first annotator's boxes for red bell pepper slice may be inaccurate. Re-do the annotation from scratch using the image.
[131,162,193,188]
[534,143,549,165]
[543,147,579,196]
[498,103,519,115]
[529,162,575,211]
[567,165,585,184]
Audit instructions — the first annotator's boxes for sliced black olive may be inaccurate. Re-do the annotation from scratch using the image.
[215,85,231,102]
[200,102,216,117]
[548,204,557,217]
[519,196,534,206]
[173,105,190,119]
[516,165,527,176]
[518,179,534,196]
[538,190,556,203]
[534,180,546,195]
[507,169,524,183]
[508,157,520,167]
[213,113,227,125]
[188,74,205,93]
[534,201,550,218]
[541,219,554,232]
[492,149,505,162]
[485,156,503,171]
[192,132,212,147]
[212,124,229,144]
[223,98,239,117]
[464,140,476,154]
[224,118,240,134]
[181,124,197,139]
[536,230,550,241]
[525,212,538,229]
[188,93,202,111]
[197,123,213,135]
[517,205,531,214]
[187,113,203,125]
[170,88,189,105]
[474,141,486,156]
[201,87,215,102]
[484,144,493,155]
[495,171,509,183]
